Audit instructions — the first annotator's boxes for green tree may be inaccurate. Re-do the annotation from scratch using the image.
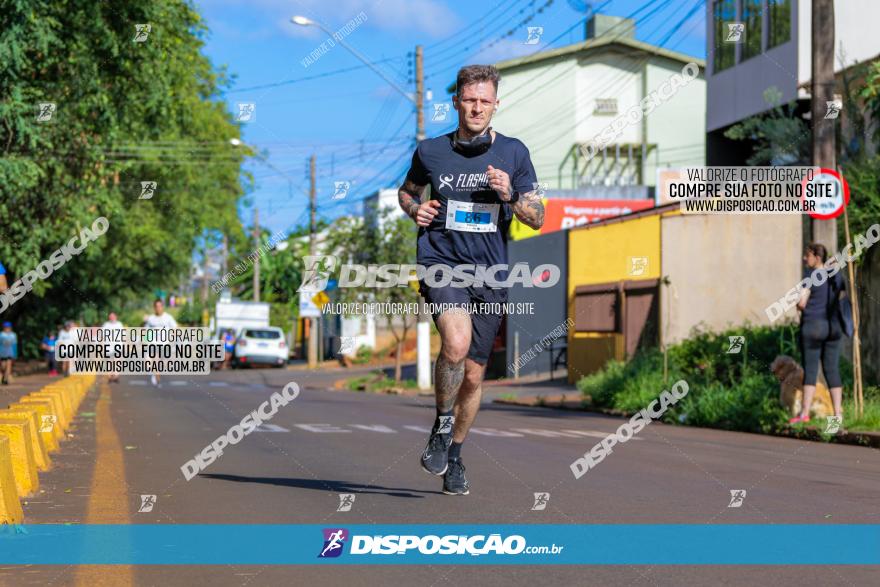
[0,0,246,355]
[324,205,419,381]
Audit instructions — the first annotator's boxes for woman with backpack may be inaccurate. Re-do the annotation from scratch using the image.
[791,242,850,425]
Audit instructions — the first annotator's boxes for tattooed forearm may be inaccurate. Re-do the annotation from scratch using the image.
[434,354,465,413]
[398,179,426,221]
[512,190,545,229]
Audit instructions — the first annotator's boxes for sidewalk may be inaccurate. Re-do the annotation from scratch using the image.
[0,372,69,409]
[482,373,580,405]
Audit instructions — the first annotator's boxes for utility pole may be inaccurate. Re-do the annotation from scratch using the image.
[811,0,837,250]
[416,45,425,142]
[252,207,260,302]
[415,44,431,391]
[308,154,318,368]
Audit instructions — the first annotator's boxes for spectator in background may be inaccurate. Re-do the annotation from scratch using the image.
[0,321,17,385]
[0,260,7,293]
[41,331,59,376]
[222,329,236,370]
[793,243,846,425]
[102,311,124,383]
[57,320,76,375]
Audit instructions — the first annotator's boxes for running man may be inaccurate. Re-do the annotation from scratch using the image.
[397,65,544,495]
[144,299,177,386]
[102,311,124,383]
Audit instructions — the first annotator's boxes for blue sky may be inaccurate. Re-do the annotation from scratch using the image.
[196,0,707,235]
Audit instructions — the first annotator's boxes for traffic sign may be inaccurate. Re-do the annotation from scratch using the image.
[803,168,849,220]
[311,291,330,309]
[298,290,321,318]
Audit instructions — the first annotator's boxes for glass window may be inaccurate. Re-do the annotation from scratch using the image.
[713,0,736,73]
[244,329,281,339]
[742,0,763,60]
[768,0,791,48]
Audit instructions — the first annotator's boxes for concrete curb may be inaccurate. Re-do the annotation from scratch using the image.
[0,436,24,524]
[0,374,95,524]
[493,396,880,449]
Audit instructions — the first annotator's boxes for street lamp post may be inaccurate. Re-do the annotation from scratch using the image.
[291,16,431,389]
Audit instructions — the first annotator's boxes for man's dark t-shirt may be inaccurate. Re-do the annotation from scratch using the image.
[404,131,538,301]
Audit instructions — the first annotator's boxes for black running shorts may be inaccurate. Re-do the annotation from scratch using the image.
[419,283,504,365]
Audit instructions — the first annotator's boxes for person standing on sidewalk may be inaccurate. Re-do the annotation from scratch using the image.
[0,322,18,385]
[792,243,845,425]
[397,64,544,495]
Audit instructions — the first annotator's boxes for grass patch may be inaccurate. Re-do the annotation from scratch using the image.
[345,370,417,392]
[577,323,879,435]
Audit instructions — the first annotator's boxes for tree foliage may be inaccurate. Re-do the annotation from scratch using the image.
[0,0,246,355]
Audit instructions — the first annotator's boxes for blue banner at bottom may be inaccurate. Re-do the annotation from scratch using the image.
[1,524,878,565]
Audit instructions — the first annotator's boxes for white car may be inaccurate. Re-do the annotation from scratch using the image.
[233,327,288,368]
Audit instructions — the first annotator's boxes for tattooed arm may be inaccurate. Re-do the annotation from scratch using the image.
[398,179,423,219]
[511,190,545,230]
[398,179,440,227]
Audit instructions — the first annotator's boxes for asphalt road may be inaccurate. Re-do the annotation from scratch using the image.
[2,366,878,586]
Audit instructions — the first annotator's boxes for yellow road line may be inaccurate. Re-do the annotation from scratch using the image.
[75,380,134,587]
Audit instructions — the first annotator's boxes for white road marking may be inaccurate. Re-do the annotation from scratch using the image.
[294,424,351,433]
[469,427,524,437]
[350,424,396,433]
[562,429,643,441]
[254,424,289,433]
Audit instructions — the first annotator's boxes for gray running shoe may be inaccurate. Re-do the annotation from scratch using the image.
[442,458,469,495]
[420,427,453,476]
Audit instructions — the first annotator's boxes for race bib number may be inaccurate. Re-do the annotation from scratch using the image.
[445,200,499,233]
